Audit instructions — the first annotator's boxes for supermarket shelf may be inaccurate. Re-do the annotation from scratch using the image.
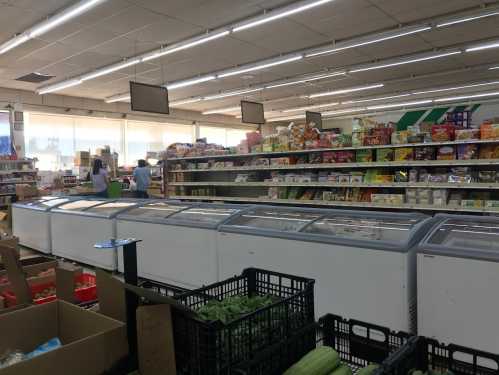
[170,158,499,173]
[169,195,499,213]
[0,180,36,184]
[0,169,37,175]
[167,139,499,161]
[169,181,499,189]
[0,192,15,196]
[0,159,34,164]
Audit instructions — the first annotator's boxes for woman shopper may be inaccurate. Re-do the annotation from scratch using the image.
[133,159,151,198]
[91,158,109,198]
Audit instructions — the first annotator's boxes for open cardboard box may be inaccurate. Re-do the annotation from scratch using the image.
[0,300,128,375]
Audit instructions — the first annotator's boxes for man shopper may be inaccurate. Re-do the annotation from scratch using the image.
[133,159,151,198]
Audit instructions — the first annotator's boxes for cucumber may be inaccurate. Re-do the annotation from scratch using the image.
[329,363,353,375]
[283,346,340,375]
[358,364,379,375]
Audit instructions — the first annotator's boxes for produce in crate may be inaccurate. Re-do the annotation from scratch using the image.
[196,295,277,323]
[283,346,340,375]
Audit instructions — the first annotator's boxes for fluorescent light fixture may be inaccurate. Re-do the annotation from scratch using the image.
[342,94,412,105]
[308,83,384,98]
[204,88,264,100]
[218,55,303,78]
[434,91,499,102]
[413,80,499,95]
[306,25,432,58]
[366,100,433,110]
[202,106,241,115]
[105,94,131,103]
[349,51,461,73]
[37,79,82,95]
[0,0,106,55]
[466,40,499,52]
[266,71,346,89]
[282,102,339,113]
[267,114,306,122]
[82,59,141,81]
[436,9,499,28]
[232,0,334,32]
[490,66,499,70]
[322,108,366,116]
[141,30,230,62]
[167,75,216,90]
[170,98,202,106]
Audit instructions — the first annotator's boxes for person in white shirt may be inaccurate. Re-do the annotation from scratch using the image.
[91,159,109,198]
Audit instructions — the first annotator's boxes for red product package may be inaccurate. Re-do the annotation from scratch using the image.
[322,152,335,163]
[431,124,455,142]
[333,151,355,163]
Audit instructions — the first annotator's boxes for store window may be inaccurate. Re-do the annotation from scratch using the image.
[0,112,11,156]
[200,126,227,145]
[226,128,248,147]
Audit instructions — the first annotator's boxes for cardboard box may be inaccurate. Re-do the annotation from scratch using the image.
[15,185,39,201]
[0,300,128,375]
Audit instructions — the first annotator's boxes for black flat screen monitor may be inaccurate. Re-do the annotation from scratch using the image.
[306,111,322,129]
[130,81,169,115]
[241,101,265,124]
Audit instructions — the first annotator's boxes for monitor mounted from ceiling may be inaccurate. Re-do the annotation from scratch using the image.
[306,111,322,130]
[130,81,169,115]
[241,100,265,125]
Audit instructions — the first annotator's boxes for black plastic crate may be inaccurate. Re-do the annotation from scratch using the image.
[233,313,410,375]
[377,336,499,375]
[171,268,315,375]
[137,279,190,297]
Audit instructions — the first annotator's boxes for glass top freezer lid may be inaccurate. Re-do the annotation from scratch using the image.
[36,197,72,209]
[120,202,189,219]
[427,219,499,253]
[224,207,323,232]
[168,207,241,225]
[303,215,420,244]
[56,199,107,211]
[85,201,138,215]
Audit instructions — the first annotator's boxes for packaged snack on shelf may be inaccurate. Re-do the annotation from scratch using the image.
[479,170,497,183]
[268,187,279,200]
[417,188,433,205]
[309,152,322,164]
[251,144,263,153]
[455,128,480,140]
[318,171,329,182]
[278,188,288,199]
[409,168,418,182]
[351,173,364,184]
[478,144,499,159]
[271,157,291,165]
[284,174,296,182]
[237,140,250,154]
[418,169,429,182]
[255,158,270,166]
[224,161,234,167]
[419,122,433,134]
[213,161,225,169]
[356,149,373,162]
[297,173,317,183]
[287,187,302,199]
[338,134,353,147]
[338,174,351,183]
[406,188,418,204]
[437,145,456,160]
[300,189,316,200]
[323,190,332,201]
[197,162,210,169]
[407,134,425,143]
[395,170,408,182]
[375,174,394,183]
[428,170,448,183]
[485,200,499,209]
[363,169,379,183]
[431,124,455,142]
[394,147,414,161]
[470,191,491,201]
[391,130,408,144]
[333,151,355,163]
[480,122,499,139]
[432,189,449,206]
[246,131,262,148]
[322,152,335,163]
[318,132,332,148]
[371,194,405,205]
[352,131,364,147]
[448,192,463,206]
[457,144,478,160]
[448,167,473,183]
[290,155,308,165]
[461,199,483,208]
[414,146,436,160]
[376,148,394,162]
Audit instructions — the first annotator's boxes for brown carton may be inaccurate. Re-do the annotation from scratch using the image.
[0,300,128,375]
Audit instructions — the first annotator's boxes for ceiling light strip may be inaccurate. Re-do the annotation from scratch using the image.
[37,79,82,95]
[434,91,499,102]
[308,83,384,98]
[466,40,499,52]
[0,0,106,55]
[232,0,334,32]
[202,106,241,115]
[436,9,499,28]
[218,55,303,78]
[282,102,339,112]
[412,80,499,95]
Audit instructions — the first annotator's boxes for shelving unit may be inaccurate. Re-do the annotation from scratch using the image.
[0,159,38,206]
[166,138,499,214]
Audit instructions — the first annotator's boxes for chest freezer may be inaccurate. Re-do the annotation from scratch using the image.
[218,206,434,332]
[116,202,248,289]
[12,196,76,253]
[51,199,142,270]
[417,214,499,353]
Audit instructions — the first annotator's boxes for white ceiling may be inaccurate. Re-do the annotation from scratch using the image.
[0,0,498,118]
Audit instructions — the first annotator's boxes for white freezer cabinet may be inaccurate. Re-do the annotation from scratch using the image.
[116,202,249,289]
[12,196,76,254]
[51,199,143,270]
[418,214,499,353]
[218,206,434,332]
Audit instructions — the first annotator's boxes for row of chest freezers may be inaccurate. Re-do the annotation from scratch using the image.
[11,197,499,354]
